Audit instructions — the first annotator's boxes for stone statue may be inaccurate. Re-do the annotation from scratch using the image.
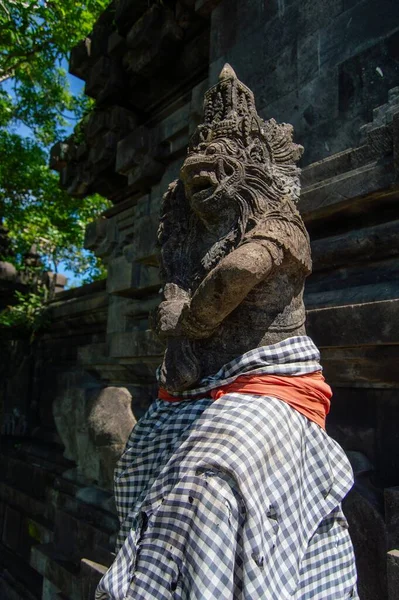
[155,64,312,392]
[97,64,358,600]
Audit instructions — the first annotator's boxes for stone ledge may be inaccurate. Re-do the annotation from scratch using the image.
[311,219,399,271]
[30,543,80,600]
[80,558,108,600]
[307,298,399,347]
[301,160,397,220]
[321,346,399,388]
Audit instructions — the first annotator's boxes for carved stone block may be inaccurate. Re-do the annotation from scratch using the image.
[195,0,223,17]
[114,0,149,36]
[69,39,92,81]
[388,550,399,600]
[124,6,183,77]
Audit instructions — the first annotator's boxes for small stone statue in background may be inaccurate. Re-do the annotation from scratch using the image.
[156,64,311,391]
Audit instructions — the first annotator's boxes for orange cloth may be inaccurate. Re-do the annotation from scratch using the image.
[159,372,332,429]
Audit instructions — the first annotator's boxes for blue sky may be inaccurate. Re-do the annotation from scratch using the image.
[5,60,88,288]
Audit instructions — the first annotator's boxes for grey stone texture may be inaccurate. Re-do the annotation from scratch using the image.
[156,65,311,391]
[387,549,399,600]
[1,0,399,598]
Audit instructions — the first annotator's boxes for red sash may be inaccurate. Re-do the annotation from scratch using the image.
[159,372,331,429]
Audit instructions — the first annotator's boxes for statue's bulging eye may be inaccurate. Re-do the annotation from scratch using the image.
[206,145,217,155]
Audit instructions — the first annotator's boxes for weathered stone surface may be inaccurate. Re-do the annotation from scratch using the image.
[30,543,81,600]
[2,505,21,552]
[124,5,183,78]
[3,1,399,598]
[307,299,399,348]
[86,386,136,489]
[385,487,399,550]
[80,558,108,600]
[107,255,161,297]
[387,549,399,600]
[320,346,399,388]
[114,0,149,36]
[195,0,223,17]
[320,0,399,69]
[344,490,388,600]
[311,220,399,272]
[300,162,396,220]
[85,57,126,105]
[53,380,135,489]
[69,38,92,81]
[42,578,63,600]
[155,64,310,391]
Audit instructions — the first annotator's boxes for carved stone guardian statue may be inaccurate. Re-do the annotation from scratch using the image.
[96,66,358,600]
[156,64,311,391]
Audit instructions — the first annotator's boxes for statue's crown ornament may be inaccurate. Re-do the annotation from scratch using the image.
[204,64,258,138]
[192,63,303,167]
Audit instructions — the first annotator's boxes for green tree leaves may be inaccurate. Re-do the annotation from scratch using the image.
[0,0,112,285]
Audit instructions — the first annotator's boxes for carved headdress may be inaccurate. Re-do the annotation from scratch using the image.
[188,64,303,204]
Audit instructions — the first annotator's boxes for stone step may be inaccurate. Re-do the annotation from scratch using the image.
[0,542,43,599]
[31,543,109,600]
[80,558,108,600]
[30,544,80,600]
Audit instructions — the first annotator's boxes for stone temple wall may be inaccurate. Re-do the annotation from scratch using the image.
[1,1,399,598]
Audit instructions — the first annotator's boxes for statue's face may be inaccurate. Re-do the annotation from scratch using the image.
[180,133,273,230]
[180,137,245,224]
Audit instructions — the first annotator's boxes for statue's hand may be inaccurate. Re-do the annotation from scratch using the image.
[155,299,189,338]
[154,283,190,339]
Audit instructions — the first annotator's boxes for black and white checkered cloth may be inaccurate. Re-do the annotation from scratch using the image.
[96,336,358,599]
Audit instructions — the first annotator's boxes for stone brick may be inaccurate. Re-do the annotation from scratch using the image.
[42,578,62,600]
[385,488,399,549]
[107,31,126,59]
[114,0,149,36]
[338,29,399,125]
[242,42,298,107]
[235,0,280,43]
[310,298,399,346]
[2,506,21,552]
[209,0,239,61]
[320,0,399,69]
[108,330,163,360]
[297,31,320,86]
[196,0,223,17]
[69,39,92,81]
[376,394,399,488]
[344,490,388,600]
[310,219,399,272]
[300,161,395,217]
[124,5,183,78]
[30,543,81,600]
[297,0,344,38]
[387,550,399,600]
[259,67,339,161]
[107,255,161,297]
[80,558,108,600]
[320,345,399,389]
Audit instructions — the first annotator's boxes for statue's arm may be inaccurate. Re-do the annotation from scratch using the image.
[181,241,280,337]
